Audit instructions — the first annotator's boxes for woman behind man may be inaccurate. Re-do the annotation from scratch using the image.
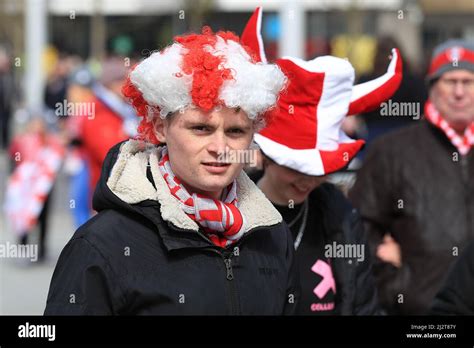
[243,7,403,315]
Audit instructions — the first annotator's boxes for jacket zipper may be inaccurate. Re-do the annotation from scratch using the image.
[224,258,234,280]
[460,155,468,183]
[202,246,238,314]
[196,225,284,314]
[222,252,238,315]
[460,156,472,239]
[167,222,283,314]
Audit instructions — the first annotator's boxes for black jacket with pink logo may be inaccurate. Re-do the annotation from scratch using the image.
[250,170,380,315]
[286,183,380,315]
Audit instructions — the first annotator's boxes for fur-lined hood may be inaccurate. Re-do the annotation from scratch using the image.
[102,139,282,233]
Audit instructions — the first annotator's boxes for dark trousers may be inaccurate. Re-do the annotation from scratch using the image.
[19,190,52,261]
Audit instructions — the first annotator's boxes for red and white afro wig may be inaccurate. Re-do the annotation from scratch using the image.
[122,27,286,144]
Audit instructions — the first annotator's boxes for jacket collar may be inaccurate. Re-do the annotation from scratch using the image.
[106,139,282,238]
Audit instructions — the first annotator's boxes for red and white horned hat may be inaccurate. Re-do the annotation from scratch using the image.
[242,7,403,176]
[122,27,286,145]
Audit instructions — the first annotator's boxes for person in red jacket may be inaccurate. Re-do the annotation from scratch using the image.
[81,57,137,198]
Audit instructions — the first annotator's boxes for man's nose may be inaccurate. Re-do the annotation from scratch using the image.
[207,131,228,155]
[453,81,467,98]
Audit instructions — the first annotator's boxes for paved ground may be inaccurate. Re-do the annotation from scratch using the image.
[0,149,75,315]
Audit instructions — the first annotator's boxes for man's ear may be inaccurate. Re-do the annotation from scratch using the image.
[153,117,167,143]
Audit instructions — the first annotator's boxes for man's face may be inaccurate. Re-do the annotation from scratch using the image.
[430,69,474,133]
[263,161,326,205]
[154,107,254,200]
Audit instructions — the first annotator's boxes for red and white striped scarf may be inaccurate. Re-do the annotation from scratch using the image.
[425,100,474,156]
[158,147,245,248]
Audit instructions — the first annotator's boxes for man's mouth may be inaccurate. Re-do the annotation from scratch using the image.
[202,162,231,167]
[201,161,231,174]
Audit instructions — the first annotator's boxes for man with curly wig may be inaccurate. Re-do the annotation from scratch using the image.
[44,26,300,315]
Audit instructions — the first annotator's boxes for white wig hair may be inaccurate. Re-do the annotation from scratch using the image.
[129,35,286,120]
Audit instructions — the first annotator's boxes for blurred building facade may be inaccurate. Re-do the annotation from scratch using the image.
[0,0,473,110]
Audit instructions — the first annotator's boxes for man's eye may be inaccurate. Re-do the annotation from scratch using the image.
[228,128,244,134]
[192,125,209,132]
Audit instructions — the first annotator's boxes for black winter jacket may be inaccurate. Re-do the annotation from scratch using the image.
[307,183,380,315]
[350,120,474,315]
[431,240,474,315]
[44,140,300,315]
[249,171,380,315]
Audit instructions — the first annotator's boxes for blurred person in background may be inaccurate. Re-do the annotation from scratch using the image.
[44,53,73,111]
[0,44,16,150]
[357,36,427,147]
[243,8,402,315]
[62,66,96,227]
[350,39,474,315]
[81,57,138,199]
[5,116,65,263]
[44,24,299,315]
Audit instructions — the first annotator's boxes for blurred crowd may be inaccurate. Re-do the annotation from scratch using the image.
[2,48,139,262]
